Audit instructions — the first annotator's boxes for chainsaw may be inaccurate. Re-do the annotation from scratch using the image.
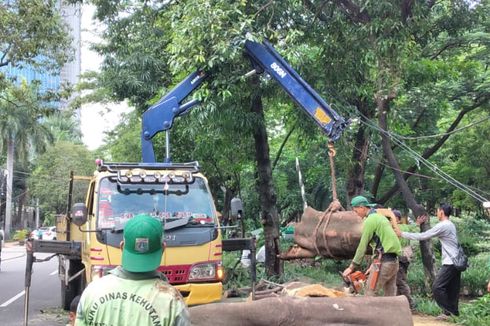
[339,271,367,294]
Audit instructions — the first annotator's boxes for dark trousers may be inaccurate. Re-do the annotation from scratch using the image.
[432,265,461,316]
[396,261,414,308]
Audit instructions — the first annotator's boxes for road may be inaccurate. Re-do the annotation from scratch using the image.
[0,243,67,326]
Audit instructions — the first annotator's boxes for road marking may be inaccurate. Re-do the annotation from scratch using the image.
[0,290,25,307]
[50,270,57,276]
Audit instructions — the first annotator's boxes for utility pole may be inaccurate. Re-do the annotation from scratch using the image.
[35,198,40,229]
[0,169,4,228]
[5,138,16,240]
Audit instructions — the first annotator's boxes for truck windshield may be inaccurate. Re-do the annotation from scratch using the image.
[96,176,215,231]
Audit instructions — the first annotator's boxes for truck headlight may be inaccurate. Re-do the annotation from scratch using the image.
[188,263,216,281]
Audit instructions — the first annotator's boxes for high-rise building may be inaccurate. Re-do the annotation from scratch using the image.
[3,1,82,114]
[60,2,82,116]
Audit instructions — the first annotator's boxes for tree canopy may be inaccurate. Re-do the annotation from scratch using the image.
[73,0,490,277]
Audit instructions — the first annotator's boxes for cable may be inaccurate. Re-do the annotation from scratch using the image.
[322,87,488,202]
[356,112,489,203]
[396,116,490,140]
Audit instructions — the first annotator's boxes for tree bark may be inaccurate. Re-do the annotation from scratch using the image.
[16,189,26,228]
[376,95,436,286]
[250,77,282,276]
[345,99,374,204]
[346,121,370,201]
[371,162,385,198]
[190,296,413,326]
[222,187,236,226]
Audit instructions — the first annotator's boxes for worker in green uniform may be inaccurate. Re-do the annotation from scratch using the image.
[342,196,402,296]
[75,214,190,326]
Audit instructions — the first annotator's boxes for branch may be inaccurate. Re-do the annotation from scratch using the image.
[272,122,297,171]
[401,0,414,24]
[333,0,371,23]
[427,0,437,9]
[254,0,274,17]
[429,39,465,60]
[302,0,331,23]
[378,94,490,204]
[371,105,427,196]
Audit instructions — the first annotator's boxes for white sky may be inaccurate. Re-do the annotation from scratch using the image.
[80,5,133,150]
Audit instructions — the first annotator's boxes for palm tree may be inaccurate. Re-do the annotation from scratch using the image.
[0,81,53,238]
[43,111,83,143]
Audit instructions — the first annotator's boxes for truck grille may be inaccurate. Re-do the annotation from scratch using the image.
[158,265,190,284]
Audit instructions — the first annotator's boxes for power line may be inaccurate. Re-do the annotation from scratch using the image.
[396,116,490,140]
[324,87,489,203]
[356,112,489,203]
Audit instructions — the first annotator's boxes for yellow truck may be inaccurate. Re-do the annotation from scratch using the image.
[53,161,224,309]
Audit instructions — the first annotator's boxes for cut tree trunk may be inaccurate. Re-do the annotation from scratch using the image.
[190,296,413,326]
[280,203,362,260]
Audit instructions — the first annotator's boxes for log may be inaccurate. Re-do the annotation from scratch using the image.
[281,203,362,260]
[190,296,413,326]
[280,203,401,260]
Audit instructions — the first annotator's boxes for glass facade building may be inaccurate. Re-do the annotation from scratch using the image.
[2,1,81,113]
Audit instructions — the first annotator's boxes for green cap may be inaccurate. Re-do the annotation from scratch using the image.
[350,195,376,208]
[122,214,163,272]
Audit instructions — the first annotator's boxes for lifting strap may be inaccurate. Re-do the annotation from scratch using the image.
[327,141,338,201]
[311,142,340,258]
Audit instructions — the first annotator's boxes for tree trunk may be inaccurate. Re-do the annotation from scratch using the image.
[371,162,385,199]
[222,187,235,226]
[250,77,282,276]
[376,96,436,286]
[345,99,374,204]
[5,137,14,239]
[346,121,370,202]
[16,189,26,228]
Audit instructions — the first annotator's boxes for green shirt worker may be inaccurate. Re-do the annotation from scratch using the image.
[342,196,402,296]
[76,214,190,326]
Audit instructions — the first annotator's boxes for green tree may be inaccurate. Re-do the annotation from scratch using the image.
[80,0,490,281]
[0,82,54,238]
[0,0,73,238]
[0,0,71,74]
[28,141,95,217]
[43,111,83,143]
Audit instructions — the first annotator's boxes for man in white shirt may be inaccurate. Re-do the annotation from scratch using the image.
[398,203,461,320]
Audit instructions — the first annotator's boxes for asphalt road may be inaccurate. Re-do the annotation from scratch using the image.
[0,243,68,326]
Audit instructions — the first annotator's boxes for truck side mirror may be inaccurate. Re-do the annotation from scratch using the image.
[230,197,243,219]
[72,203,88,226]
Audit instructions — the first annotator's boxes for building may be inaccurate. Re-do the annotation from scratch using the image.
[3,1,82,113]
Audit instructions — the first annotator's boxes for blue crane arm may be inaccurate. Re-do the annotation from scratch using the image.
[244,40,349,141]
[141,70,208,162]
[141,40,349,163]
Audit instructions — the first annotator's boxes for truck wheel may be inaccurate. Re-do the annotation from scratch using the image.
[61,280,77,310]
[60,259,85,310]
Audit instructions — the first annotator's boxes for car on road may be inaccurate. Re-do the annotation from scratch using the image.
[30,226,57,240]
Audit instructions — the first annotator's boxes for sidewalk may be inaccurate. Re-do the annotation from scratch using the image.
[1,241,26,261]
[3,241,23,248]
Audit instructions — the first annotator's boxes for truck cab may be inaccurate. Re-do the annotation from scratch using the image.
[57,161,223,308]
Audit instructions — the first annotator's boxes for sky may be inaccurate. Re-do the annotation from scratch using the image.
[80,5,133,150]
